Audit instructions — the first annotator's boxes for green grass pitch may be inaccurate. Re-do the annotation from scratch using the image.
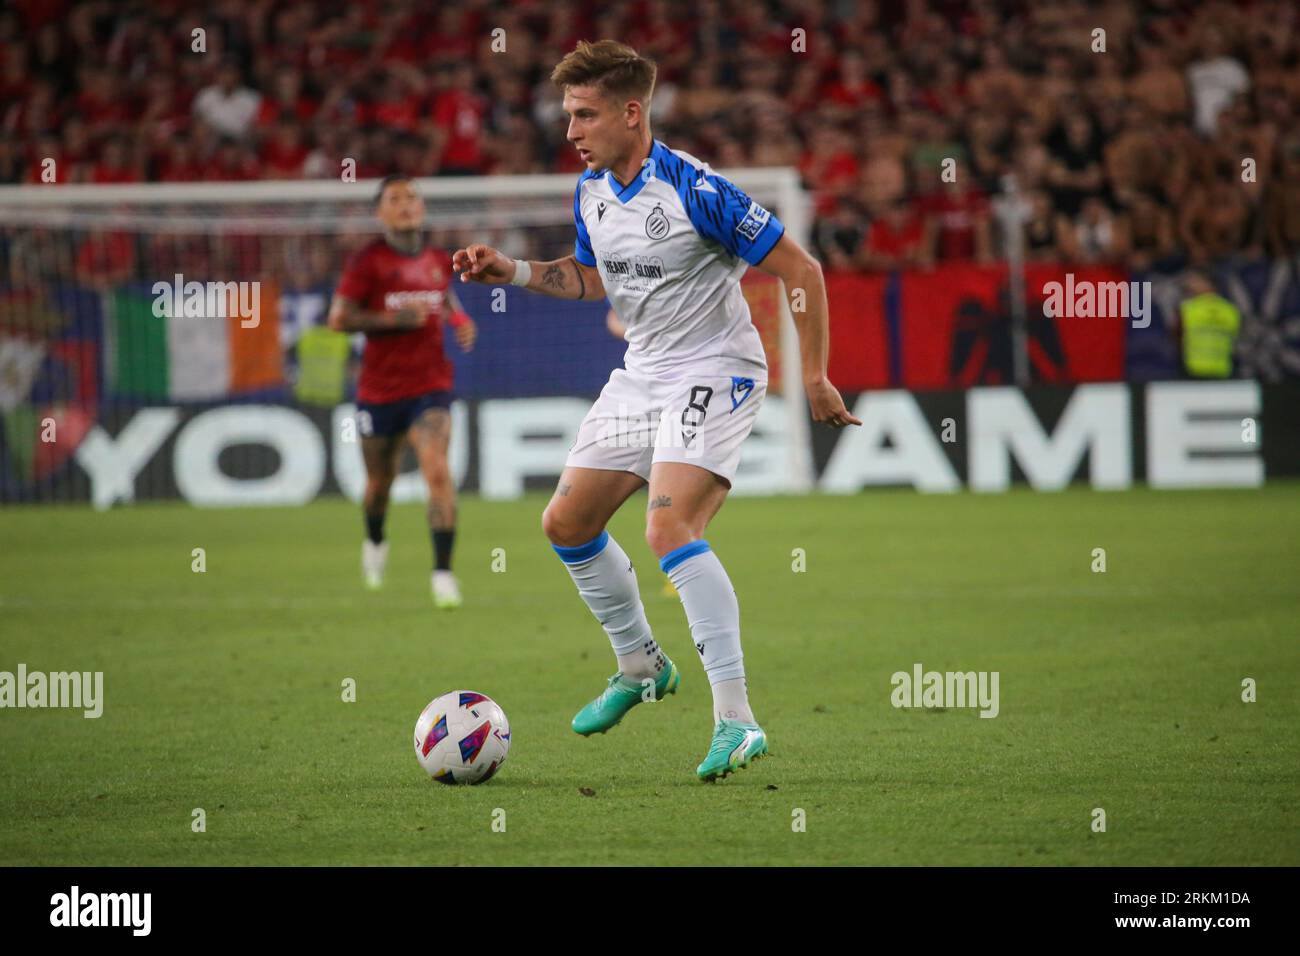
[2,485,1298,866]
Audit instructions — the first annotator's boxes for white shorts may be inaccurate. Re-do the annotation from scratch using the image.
[565,367,767,485]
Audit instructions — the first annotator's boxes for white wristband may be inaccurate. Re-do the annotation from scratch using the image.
[510,259,531,287]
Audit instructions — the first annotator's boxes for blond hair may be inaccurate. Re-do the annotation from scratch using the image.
[550,40,657,107]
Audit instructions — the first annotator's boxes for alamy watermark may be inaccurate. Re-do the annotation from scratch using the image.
[1042,274,1151,329]
[596,402,706,458]
[890,662,999,718]
[152,274,261,328]
[0,664,103,718]
[50,886,150,935]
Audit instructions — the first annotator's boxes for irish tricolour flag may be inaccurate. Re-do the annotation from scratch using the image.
[105,280,282,401]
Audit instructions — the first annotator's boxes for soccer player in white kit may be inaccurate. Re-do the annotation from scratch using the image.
[453,40,861,781]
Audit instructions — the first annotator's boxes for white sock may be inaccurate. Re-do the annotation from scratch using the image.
[711,678,753,724]
[553,531,663,681]
[661,541,755,723]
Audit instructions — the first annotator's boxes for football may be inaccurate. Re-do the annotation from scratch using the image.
[413,691,511,785]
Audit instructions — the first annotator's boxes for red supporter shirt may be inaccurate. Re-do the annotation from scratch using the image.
[255,97,318,127]
[90,164,141,184]
[916,189,988,261]
[864,210,926,258]
[336,239,454,403]
[366,94,421,133]
[432,91,486,171]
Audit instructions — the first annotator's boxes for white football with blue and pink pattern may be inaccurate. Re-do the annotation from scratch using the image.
[414,690,510,785]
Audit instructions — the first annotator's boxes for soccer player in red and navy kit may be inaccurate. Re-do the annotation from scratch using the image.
[327,175,476,608]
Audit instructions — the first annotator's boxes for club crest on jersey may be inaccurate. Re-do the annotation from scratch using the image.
[645,204,670,240]
[736,201,771,241]
[730,376,755,412]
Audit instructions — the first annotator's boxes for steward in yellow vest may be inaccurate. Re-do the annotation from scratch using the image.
[1179,288,1240,379]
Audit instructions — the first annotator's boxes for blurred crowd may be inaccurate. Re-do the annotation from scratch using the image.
[2,0,1300,274]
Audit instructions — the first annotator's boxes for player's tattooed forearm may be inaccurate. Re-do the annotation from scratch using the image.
[541,264,567,293]
[648,495,672,510]
[557,482,571,497]
[573,261,586,300]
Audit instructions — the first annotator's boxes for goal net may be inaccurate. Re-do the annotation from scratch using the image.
[0,171,812,507]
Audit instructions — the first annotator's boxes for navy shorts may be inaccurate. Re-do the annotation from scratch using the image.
[356,390,453,438]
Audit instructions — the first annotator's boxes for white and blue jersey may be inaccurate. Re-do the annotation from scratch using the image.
[573,139,784,379]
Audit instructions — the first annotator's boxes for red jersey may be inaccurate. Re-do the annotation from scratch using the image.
[336,239,454,403]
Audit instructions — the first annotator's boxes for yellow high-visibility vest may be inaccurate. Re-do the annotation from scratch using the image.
[294,326,352,405]
[1180,293,1240,378]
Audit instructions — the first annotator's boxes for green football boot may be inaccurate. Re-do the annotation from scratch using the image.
[571,659,680,736]
[696,718,769,781]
